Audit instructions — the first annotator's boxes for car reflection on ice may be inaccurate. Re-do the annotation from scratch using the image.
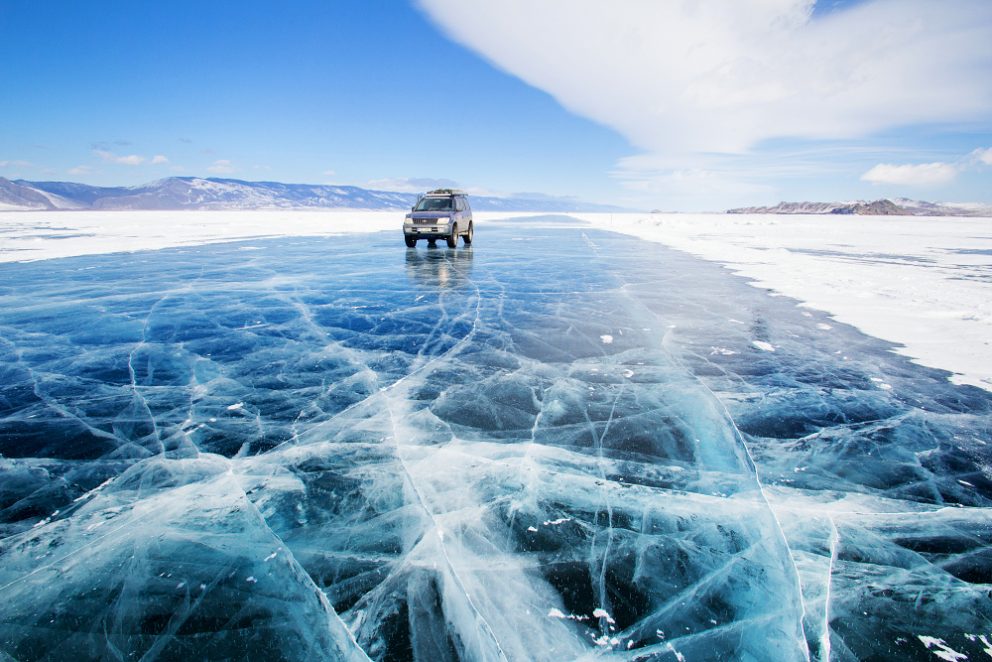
[405,245,473,289]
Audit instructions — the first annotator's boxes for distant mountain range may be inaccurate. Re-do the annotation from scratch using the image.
[0,176,623,213]
[5,177,988,217]
[727,198,992,217]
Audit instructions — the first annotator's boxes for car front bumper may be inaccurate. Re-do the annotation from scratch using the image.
[404,222,454,240]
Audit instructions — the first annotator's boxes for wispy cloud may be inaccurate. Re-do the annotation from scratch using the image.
[0,159,32,169]
[612,154,777,209]
[91,140,132,151]
[151,154,169,165]
[861,162,959,187]
[972,147,992,166]
[94,149,145,166]
[365,177,500,196]
[366,177,461,192]
[68,165,95,176]
[207,159,235,174]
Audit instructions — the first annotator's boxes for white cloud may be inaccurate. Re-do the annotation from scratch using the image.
[322,169,336,177]
[0,159,32,169]
[972,147,992,165]
[94,149,145,166]
[861,162,959,186]
[88,149,168,168]
[862,145,992,188]
[68,165,95,176]
[418,0,992,155]
[207,159,235,174]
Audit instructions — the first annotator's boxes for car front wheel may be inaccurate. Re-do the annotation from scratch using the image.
[445,228,458,248]
[405,236,416,248]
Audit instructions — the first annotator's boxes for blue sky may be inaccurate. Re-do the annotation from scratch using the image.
[1,0,990,210]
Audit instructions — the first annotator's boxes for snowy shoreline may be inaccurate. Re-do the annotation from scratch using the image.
[578,212,992,392]
[2,209,990,392]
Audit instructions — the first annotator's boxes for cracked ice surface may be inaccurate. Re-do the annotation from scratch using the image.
[1,218,990,661]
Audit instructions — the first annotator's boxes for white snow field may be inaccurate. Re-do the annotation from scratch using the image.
[0,210,401,263]
[579,212,992,392]
[1,209,990,391]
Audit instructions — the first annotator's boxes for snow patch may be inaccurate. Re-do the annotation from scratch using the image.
[592,608,616,625]
[917,635,968,661]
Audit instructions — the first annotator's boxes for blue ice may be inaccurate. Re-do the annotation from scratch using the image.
[1,219,990,660]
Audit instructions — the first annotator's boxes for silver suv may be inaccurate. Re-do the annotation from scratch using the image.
[403,189,474,248]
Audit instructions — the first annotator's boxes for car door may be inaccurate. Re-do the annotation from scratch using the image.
[454,196,465,234]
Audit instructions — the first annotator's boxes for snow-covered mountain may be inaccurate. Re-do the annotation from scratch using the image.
[892,198,992,217]
[0,178,83,210]
[727,198,992,216]
[0,177,622,212]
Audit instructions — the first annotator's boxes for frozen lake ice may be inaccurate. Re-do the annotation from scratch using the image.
[0,217,990,660]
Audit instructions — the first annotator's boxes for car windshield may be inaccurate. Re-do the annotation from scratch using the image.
[414,197,453,212]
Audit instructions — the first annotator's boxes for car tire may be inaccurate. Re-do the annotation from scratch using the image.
[405,236,416,248]
[445,229,457,248]
[463,222,473,246]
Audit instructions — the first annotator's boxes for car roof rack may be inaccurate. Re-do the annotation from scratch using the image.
[424,188,467,196]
